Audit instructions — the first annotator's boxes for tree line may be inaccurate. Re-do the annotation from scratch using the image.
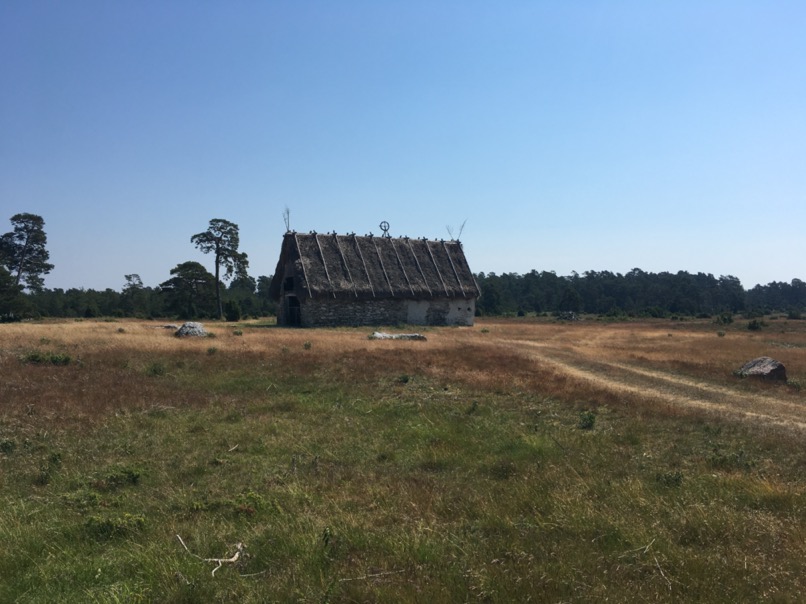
[475,270,806,318]
[2,213,804,321]
[1,214,275,321]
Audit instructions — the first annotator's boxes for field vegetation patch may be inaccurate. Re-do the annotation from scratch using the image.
[1,318,805,602]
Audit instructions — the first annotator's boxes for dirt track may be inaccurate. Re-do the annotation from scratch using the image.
[485,322,806,433]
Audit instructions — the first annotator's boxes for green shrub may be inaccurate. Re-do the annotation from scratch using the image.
[20,351,45,364]
[233,490,266,515]
[643,306,666,318]
[85,513,146,539]
[224,300,241,322]
[91,466,141,491]
[50,353,71,365]
[489,460,517,480]
[145,361,166,377]
[34,452,62,486]
[578,410,596,430]
[715,312,733,325]
[19,351,71,365]
[655,471,683,487]
[708,448,755,471]
[747,319,766,331]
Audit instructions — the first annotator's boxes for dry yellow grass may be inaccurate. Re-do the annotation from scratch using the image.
[3,317,804,433]
[473,318,806,432]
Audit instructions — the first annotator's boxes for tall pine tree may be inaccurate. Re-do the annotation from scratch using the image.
[190,219,249,319]
[0,213,54,292]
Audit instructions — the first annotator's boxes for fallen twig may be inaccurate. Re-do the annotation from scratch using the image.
[618,538,655,559]
[654,555,672,590]
[240,569,268,578]
[176,535,245,576]
[339,569,405,583]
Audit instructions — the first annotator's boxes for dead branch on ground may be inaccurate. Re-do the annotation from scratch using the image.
[176,534,244,577]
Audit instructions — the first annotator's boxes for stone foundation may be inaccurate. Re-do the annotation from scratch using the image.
[279,296,475,327]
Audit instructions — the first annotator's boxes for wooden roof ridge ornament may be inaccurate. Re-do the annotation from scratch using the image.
[406,238,433,298]
[389,237,415,296]
[380,220,390,238]
[425,239,450,297]
[293,232,313,298]
[441,240,466,298]
[353,234,376,298]
[313,233,337,298]
[333,233,358,298]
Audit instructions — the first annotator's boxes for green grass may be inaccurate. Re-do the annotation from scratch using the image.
[1,339,805,602]
[19,349,72,365]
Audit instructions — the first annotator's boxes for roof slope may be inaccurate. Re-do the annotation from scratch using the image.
[269,232,480,300]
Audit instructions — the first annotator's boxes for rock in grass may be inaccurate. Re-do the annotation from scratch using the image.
[368,332,427,341]
[175,322,208,337]
[737,356,787,381]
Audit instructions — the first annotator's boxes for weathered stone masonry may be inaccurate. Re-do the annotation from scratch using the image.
[294,297,476,327]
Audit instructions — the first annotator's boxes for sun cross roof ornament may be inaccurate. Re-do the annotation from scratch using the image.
[379,221,391,238]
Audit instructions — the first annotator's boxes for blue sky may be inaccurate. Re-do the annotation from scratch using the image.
[2,1,804,291]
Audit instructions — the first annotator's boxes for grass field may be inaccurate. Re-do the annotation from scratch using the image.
[1,316,805,602]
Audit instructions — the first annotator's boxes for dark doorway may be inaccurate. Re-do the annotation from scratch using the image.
[286,296,301,326]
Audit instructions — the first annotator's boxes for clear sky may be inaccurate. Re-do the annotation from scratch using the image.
[2,1,804,291]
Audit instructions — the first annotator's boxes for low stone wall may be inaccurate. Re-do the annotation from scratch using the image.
[294,297,475,327]
[407,299,475,326]
[301,298,406,327]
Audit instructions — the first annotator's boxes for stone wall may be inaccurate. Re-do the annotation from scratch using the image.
[290,297,475,327]
[300,298,406,327]
[407,299,475,326]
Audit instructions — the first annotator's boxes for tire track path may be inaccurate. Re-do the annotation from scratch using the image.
[499,338,806,432]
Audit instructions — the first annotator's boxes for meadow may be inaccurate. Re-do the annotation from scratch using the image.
[1,316,805,602]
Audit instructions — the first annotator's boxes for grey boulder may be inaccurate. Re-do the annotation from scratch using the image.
[737,356,787,381]
[175,322,208,337]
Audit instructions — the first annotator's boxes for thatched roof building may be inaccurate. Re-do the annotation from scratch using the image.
[269,231,480,327]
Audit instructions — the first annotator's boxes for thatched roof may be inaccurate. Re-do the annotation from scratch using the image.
[269,232,480,300]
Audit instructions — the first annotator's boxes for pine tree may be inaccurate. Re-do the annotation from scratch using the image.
[0,213,54,292]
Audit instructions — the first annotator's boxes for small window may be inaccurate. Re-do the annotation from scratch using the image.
[284,277,294,291]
